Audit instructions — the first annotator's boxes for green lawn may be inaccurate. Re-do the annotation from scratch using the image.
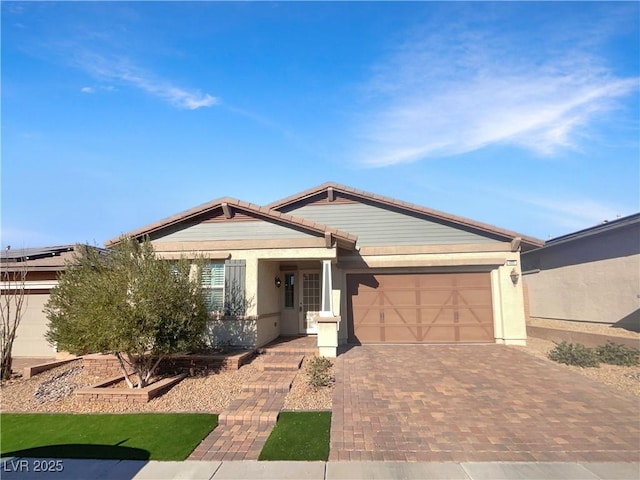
[259,411,331,461]
[0,413,217,461]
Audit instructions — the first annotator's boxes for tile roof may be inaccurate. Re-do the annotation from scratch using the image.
[104,197,357,247]
[266,181,544,249]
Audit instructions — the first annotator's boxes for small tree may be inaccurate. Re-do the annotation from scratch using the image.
[1,260,29,381]
[45,238,208,388]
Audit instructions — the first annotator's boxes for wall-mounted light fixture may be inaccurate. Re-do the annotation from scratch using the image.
[510,268,520,285]
[275,276,282,288]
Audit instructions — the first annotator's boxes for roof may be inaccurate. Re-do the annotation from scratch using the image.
[0,245,104,272]
[105,197,358,248]
[1,245,75,262]
[543,212,640,248]
[267,182,544,249]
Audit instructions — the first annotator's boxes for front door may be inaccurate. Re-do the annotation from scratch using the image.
[300,270,321,334]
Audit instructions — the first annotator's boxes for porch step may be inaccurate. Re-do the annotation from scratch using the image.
[259,354,304,372]
[242,372,297,393]
[259,336,318,356]
[263,346,318,356]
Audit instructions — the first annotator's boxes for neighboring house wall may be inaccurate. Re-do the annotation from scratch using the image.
[523,217,640,330]
[1,247,84,358]
[11,291,57,357]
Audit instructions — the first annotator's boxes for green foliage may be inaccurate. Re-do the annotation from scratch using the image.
[547,341,600,368]
[259,412,331,461]
[0,413,217,461]
[306,356,333,388]
[596,342,640,366]
[45,238,208,386]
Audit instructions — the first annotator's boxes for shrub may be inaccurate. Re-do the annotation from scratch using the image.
[596,342,640,366]
[548,341,600,368]
[307,356,333,388]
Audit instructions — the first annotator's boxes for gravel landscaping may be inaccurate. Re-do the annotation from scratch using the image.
[1,353,333,413]
[2,321,637,413]
[523,318,640,397]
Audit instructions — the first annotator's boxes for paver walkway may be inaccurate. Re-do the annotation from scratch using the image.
[189,337,316,461]
[330,344,640,462]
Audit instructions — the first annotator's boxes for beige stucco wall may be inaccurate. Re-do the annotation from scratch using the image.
[491,257,527,345]
[8,292,57,358]
[154,244,337,346]
[257,260,281,316]
[524,253,640,326]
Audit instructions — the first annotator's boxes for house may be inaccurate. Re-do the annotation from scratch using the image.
[106,182,543,356]
[522,213,640,332]
[0,245,101,358]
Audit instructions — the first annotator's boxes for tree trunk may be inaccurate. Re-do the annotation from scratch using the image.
[115,352,135,388]
[1,342,14,381]
[1,264,28,381]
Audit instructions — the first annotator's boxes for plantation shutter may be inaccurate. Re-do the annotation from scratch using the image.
[202,263,225,313]
[224,259,246,315]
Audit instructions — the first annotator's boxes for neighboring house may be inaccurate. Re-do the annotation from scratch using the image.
[0,245,96,358]
[107,182,543,356]
[522,213,640,332]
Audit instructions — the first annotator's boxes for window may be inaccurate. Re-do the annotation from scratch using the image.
[201,262,225,313]
[284,273,295,308]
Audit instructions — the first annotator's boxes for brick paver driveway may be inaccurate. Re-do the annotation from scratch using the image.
[330,345,640,462]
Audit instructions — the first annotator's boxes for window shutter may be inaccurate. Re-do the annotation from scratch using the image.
[224,259,246,315]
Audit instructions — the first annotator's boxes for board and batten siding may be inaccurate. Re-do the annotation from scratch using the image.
[151,220,316,242]
[285,203,501,246]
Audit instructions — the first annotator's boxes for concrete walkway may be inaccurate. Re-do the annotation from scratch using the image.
[1,458,638,479]
[189,337,316,461]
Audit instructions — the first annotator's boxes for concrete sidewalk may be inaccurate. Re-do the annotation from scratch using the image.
[1,458,638,480]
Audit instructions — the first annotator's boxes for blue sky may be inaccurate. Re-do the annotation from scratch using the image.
[2,1,638,247]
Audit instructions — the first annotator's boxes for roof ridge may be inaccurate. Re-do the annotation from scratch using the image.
[266,181,543,248]
[105,195,357,247]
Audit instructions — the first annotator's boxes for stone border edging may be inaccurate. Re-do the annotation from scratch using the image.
[22,358,79,379]
[75,374,187,403]
[527,325,640,348]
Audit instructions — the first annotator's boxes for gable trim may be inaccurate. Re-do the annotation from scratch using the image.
[267,182,543,249]
[105,196,357,249]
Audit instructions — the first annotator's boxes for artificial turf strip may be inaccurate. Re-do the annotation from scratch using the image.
[259,411,331,461]
[0,413,217,461]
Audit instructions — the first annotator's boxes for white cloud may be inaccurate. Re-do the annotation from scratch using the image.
[353,15,639,167]
[74,52,218,110]
[81,86,95,93]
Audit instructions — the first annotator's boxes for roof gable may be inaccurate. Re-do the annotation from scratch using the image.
[268,182,543,249]
[105,197,357,249]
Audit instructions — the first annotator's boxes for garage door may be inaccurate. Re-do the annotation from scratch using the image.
[347,273,494,344]
[12,292,57,357]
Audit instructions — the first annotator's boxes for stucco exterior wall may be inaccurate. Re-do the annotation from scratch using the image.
[524,254,640,327]
[522,219,640,330]
[205,318,257,348]
[9,292,57,357]
[491,259,527,345]
[154,245,337,346]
